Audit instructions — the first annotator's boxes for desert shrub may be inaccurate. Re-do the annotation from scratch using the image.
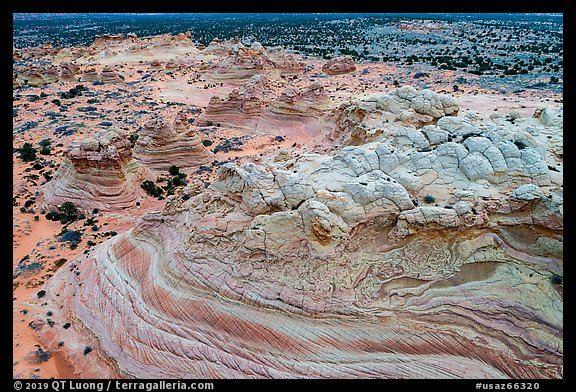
[424,195,436,204]
[40,146,51,155]
[33,348,51,363]
[168,165,180,176]
[45,210,61,221]
[57,201,79,221]
[18,143,37,162]
[551,274,562,284]
[141,180,163,198]
[83,346,93,355]
[37,290,46,298]
[58,230,82,245]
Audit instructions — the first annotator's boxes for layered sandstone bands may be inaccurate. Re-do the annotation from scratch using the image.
[133,109,214,171]
[41,88,562,379]
[39,129,147,211]
[322,56,356,75]
[206,38,305,78]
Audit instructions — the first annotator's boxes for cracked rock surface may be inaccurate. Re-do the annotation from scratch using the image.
[40,87,563,378]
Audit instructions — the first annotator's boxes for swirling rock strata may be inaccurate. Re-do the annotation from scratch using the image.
[133,109,214,171]
[39,128,147,211]
[41,94,562,378]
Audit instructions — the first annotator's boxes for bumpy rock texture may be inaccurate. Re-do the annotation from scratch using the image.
[330,86,460,145]
[41,88,563,379]
[39,129,147,211]
[133,108,214,171]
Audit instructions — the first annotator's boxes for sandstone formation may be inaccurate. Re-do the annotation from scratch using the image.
[322,56,356,75]
[16,67,45,87]
[149,60,164,70]
[330,86,459,145]
[206,38,305,78]
[101,65,122,83]
[204,74,272,117]
[39,128,148,211]
[133,108,214,171]
[40,88,562,378]
[59,62,81,80]
[41,65,59,84]
[80,68,100,83]
[270,83,332,116]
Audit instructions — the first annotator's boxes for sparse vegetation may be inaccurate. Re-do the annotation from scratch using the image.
[141,180,164,198]
[424,195,436,204]
[17,143,37,162]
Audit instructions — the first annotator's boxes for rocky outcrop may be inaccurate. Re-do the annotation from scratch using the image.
[330,86,459,145]
[40,98,562,377]
[133,108,214,171]
[207,40,305,78]
[41,65,60,84]
[16,67,45,87]
[149,60,164,70]
[59,62,81,80]
[101,65,122,82]
[39,129,148,211]
[204,74,271,116]
[269,83,332,116]
[79,68,100,83]
[322,56,356,75]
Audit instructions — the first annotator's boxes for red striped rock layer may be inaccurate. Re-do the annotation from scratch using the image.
[39,129,147,211]
[41,134,563,378]
[205,38,305,79]
[133,109,214,171]
[41,221,562,378]
[202,76,334,129]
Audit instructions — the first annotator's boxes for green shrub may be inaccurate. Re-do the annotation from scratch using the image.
[18,143,37,162]
[141,180,163,198]
[57,202,79,221]
[424,195,435,204]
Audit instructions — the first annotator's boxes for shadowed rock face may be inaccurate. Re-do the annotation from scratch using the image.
[40,89,562,379]
[39,129,147,211]
[322,56,356,75]
[133,109,214,171]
